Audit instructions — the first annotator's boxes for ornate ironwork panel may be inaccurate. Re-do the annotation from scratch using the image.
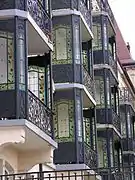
[119,87,135,110]
[112,110,121,133]
[84,143,97,168]
[27,0,51,41]
[79,0,91,29]
[109,51,117,77]
[83,66,95,99]
[28,90,53,137]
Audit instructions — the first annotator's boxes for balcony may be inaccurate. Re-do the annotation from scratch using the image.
[52,0,93,42]
[0,0,52,54]
[119,87,135,111]
[92,0,114,25]
[0,90,56,171]
[92,0,115,36]
[82,66,96,107]
[84,143,97,168]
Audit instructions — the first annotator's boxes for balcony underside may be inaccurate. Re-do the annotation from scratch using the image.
[0,119,57,151]
[54,83,96,108]
[0,9,53,55]
[97,124,121,139]
[28,21,52,55]
[0,119,57,172]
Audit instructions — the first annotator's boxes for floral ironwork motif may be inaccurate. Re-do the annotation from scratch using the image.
[83,66,95,99]
[79,0,91,29]
[84,143,97,168]
[119,87,135,110]
[109,52,117,76]
[112,110,120,133]
[27,0,51,41]
[28,90,53,137]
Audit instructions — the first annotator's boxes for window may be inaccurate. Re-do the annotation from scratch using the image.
[76,99,82,141]
[110,140,114,167]
[53,25,72,65]
[53,100,74,142]
[28,66,48,105]
[28,71,39,97]
[95,77,105,107]
[106,77,110,107]
[0,31,14,91]
[92,117,96,150]
[18,38,25,86]
[127,112,131,138]
[103,24,108,50]
[74,26,80,64]
[58,103,69,137]
[83,117,90,146]
[93,24,102,50]
[56,28,67,60]
[0,38,7,84]
[97,138,108,167]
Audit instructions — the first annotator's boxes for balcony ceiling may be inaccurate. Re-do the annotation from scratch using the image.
[28,22,52,55]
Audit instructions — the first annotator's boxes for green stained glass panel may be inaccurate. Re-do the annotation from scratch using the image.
[53,99,74,142]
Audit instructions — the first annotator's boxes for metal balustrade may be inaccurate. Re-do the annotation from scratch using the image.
[84,143,97,168]
[79,0,91,29]
[119,87,135,110]
[82,66,95,100]
[28,90,53,137]
[27,0,51,41]
[112,110,121,133]
[1,166,135,180]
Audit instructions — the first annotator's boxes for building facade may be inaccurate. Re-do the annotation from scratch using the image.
[0,0,134,180]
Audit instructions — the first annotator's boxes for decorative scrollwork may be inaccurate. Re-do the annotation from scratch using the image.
[119,87,135,110]
[112,110,120,133]
[84,143,97,168]
[79,0,91,29]
[28,90,53,137]
[83,66,95,99]
[27,0,51,41]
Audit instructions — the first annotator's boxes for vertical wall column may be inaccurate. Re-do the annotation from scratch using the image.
[15,17,28,119]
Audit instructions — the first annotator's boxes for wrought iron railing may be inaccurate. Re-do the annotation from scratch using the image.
[0,166,134,180]
[119,87,135,110]
[79,0,91,29]
[27,0,51,41]
[84,143,97,168]
[108,51,117,77]
[82,66,95,100]
[28,90,53,137]
[112,110,121,133]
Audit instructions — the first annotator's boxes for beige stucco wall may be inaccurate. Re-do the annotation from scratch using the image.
[0,125,55,174]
